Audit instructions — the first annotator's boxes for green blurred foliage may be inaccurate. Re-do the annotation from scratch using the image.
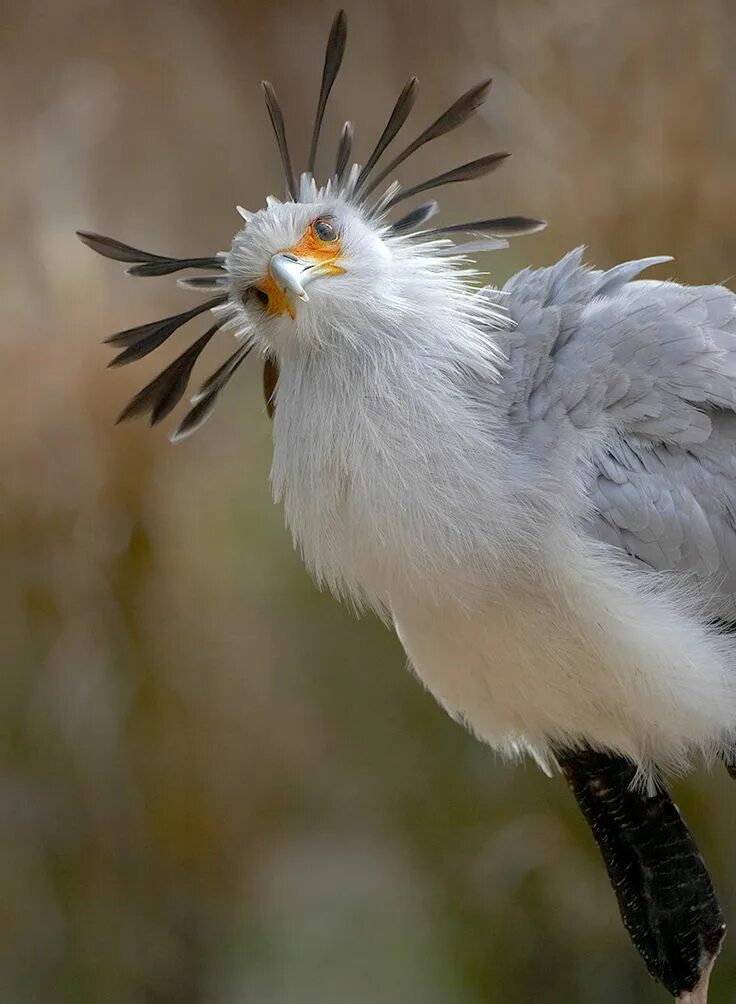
[2,1,736,1001]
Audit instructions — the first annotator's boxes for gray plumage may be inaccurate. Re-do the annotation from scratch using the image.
[493,247,736,620]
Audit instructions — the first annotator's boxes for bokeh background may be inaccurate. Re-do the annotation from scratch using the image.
[3,0,736,1001]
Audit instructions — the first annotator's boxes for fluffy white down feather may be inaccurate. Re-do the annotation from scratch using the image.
[227,195,736,777]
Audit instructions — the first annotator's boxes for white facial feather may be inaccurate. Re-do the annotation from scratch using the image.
[224,189,508,359]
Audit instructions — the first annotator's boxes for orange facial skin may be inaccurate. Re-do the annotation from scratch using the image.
[256,219,345,319]
[290,218,341,262]
[258,273,298,320]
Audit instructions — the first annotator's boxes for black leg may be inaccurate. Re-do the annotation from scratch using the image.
[556,748,725,1000]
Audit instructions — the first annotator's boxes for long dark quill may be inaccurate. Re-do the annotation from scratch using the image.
[77,231,222,276]
[307,9,348,176]
[116,320,224,425]
[171,343,253,442]
[106,295,228,367]
[420,216,547,239]
[334,121,354,184]
[262,82,297,200]
[354,77,418,194]
[386,201,438,235]
[362,78,492,197]
[384,152,509,209]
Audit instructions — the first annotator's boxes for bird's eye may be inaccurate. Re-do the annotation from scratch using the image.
[312,218,338,243]
[251,287,269,307]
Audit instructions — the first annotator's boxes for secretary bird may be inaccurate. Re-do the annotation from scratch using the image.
[78,11,735,1000]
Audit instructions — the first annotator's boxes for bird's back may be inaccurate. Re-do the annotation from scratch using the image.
[494,247,736,623]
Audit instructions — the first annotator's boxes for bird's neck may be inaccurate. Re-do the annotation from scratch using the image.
[269,297,528,608]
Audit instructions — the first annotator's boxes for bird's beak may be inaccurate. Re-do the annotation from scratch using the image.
[269,252,312,303]
[267,251,344,315]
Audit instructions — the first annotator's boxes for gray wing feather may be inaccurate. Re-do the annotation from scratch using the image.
[592,256,674,298]
[494,248,736,617]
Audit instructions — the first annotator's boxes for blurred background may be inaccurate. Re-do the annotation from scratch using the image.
[2,0,736,1001]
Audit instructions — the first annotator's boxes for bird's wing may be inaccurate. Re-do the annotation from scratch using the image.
[492,247,736,617]
[590,423,736,615]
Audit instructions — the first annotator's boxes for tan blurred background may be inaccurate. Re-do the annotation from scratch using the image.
[2,1,736,1001]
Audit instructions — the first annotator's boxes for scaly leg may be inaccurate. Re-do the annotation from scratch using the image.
[555,748,725,1000]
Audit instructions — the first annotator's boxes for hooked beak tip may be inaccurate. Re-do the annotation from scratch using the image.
[270,252,309,303]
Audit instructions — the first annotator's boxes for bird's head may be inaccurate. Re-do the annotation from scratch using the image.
[77,9,545,438]
[226,194,387,354]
